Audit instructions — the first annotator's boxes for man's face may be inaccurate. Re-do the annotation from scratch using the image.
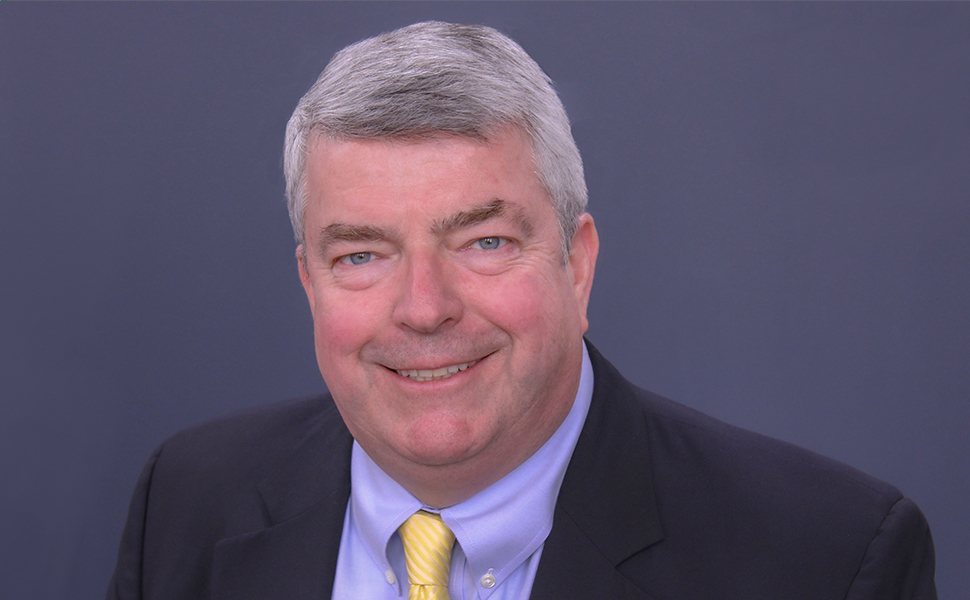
[298,127,597,502]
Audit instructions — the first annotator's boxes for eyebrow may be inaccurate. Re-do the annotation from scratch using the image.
[431,198,534,237]
[313,198,535,256]
[315,223,390,256]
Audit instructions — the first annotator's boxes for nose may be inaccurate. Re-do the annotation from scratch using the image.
[393,251,463,334]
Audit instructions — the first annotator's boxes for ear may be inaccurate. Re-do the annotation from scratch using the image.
[297,245,316,317]
[567,213,599,333]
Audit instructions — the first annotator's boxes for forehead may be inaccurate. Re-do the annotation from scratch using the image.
[303,128,546,214]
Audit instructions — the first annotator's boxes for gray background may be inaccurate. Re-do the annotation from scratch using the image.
[2,3,967,599]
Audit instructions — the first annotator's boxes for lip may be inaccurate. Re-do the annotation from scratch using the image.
[392,360,478,383]
[383,351,494,383]
[393,359,478,382]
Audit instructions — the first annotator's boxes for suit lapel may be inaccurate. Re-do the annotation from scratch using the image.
[211,397,353,600]
[530,342,663,600]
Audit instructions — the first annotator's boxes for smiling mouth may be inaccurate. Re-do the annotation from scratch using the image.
[394,360,479,382]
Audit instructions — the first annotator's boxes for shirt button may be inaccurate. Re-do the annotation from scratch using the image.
[481,572,496,588]
[385,570,396,584]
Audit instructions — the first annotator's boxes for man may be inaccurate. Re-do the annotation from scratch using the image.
[107,21,936,600]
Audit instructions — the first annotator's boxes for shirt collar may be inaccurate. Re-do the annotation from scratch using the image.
[349,342,594,595]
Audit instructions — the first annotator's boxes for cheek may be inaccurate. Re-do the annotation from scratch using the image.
[312,289,387,370]
[481,270,575,343]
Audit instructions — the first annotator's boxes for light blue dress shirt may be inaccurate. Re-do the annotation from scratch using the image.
[331,344,594,600]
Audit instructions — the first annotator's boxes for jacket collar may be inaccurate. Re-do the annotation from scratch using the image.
[529,341,663,599]
[212,398,353,600]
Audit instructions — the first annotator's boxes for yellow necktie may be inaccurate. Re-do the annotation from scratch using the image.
[398,510,456,600]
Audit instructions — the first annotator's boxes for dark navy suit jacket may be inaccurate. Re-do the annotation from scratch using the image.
[107,343,936,599]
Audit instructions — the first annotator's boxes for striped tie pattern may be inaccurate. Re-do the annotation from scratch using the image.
[398,510,456,600]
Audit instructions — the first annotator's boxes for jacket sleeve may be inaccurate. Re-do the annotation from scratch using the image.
[844,497,937,600]
[105,446,162,600]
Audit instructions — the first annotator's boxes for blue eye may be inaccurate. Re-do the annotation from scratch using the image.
[340,252,373,265]
[474,237,505,250]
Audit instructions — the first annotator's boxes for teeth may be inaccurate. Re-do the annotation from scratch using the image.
[396,360,477,382]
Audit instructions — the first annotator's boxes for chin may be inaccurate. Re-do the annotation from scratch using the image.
[400,418,486,467]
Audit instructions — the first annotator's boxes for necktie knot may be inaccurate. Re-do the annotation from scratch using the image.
[398,510,455,599]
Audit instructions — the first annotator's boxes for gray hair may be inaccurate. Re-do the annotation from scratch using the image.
[283,21,587,260]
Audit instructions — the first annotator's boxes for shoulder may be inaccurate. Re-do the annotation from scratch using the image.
[109,394,353,599]
[581,343,935,597]
[587,343,903,514]
[153,394,346,480]
[142,393,351,537]
[632,377,903,523]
